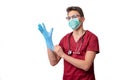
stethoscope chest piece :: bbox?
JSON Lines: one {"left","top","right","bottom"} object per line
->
{"left": 68, "top": 50, "right": 72, "bottom": 55}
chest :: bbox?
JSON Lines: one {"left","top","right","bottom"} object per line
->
{"left": 63, "top": 35, "right": 89, "bottom": 59}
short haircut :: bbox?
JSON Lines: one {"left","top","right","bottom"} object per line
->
{"left": 66, "top": 6, "right": 84, "bottom": 17}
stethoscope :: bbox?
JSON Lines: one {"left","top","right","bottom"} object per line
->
{"left": 67, "top": 32, "right": 85, "bottom": 56}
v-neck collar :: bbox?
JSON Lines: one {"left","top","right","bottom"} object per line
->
{"left": 71, "top": 30, "right": 86, "bottom": 43}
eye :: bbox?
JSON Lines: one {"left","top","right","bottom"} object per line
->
{"left": 66, "top": 16, "right": 71, "bottom": 20}
{"left": 66, "top": 14, "right": 80, "bottom": 20}
{"left": 72, "top": 15, "right": 78, "bottom": 18}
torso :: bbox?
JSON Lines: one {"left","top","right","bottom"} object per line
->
{"left": 59, "top": 30, "right": 99, "bottom": 80}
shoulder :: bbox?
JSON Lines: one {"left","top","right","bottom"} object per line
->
{"left": 85, "top": 30, "right": 98, "bottom": 39}
{"left": 59, "top": 32, "right": 72, "bottom": 45}
{"left": 84, "top": 30, "right": 99, "bottom": 43}
{"left": 61, "top": 32, "right": 72, "bottom": 40}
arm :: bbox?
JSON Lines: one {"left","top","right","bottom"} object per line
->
{"left": 54, "top": 45, "right": 96, "bottom": 71}
{"left": 38, "top": 23, "right": 61, "bottom": 66}
{"left": 47, "top": 49, "right": 61, "bottom": 66}
{"left": 62, "top": 51, "right": 96, "bottom": 71}
{"left": 38, "top": 23, "right": 54, "bottom": 51}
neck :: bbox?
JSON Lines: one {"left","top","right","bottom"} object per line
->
{"left": 72, "top": 27, "right": 85, "bottom": 42}
{"left": 73, "top": 26, "right": 85, "bottom": 36}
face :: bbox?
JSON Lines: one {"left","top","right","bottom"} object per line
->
{"left": 66, "top": 10, "right": 84, "bottom": 22}
{"left": 66, "top": 10, "right": 85, "bottom": 30}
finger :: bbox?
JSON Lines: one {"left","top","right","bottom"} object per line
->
{"left": 42, "top": 23, "right": 47, "bottom": 31}
{"left": 38, "top": 24, "right": 43, "bottom": 32}
{"left": 50, "top": 28, "right": 53, "bottom": 36}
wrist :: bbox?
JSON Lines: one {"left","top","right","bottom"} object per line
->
{"left": 61, "top": 53, "right": 66, "bottom": 59}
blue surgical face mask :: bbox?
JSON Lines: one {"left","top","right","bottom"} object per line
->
{"left": 68, "top": 18, "right": 81, "bottom": 30}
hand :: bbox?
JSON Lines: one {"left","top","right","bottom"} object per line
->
{"left": 54, "top": 45, "right": 64, "bottom": 57}
{"left": 38, "top": 23, "right": 54, "bottom": 51}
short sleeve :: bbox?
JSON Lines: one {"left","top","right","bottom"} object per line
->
{"left": 87, "top": 35, "right": 100, "bottom": 53}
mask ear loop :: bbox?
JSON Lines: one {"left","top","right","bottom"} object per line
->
{"left": 68, "top": 32, "right": 73, "bottom": 56}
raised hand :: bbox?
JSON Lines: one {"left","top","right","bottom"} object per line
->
{"left": 38, "top": 23, "right": 54, "bottom": 51}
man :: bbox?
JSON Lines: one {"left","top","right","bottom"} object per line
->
{"left": 38, "top": 6, "right": 99, "bottom": 80}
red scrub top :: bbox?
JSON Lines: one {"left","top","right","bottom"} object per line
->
{"left": 59, "top": 30, "right": 99, "bottom": 80}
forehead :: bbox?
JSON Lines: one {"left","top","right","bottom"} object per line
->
{"left": 68, "top": 10, "right": 80, "bottom": 16}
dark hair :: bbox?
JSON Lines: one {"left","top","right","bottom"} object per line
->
{"left": 66, "top": 6, "right": 84, "bottom": 17}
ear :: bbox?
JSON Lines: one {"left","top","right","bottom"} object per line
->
{"left": 81, "top": 17, "right": 85, "bottom": 22}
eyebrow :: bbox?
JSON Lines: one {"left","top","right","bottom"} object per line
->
{"left": 68, "top": 14, "right": 80, "bottom": 16}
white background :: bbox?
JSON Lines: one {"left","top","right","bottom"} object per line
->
{"left": 0, "top": 0, "right": 120, "bottom": 80}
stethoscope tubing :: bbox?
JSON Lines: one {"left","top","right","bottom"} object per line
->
{"left": 67, "top": 32, "right": 85, "bottom": 56}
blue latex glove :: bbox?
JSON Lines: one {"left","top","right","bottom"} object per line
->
{"left": 38, "top": 23, "right": 54, "bottom": 51}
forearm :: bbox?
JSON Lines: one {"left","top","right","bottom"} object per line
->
{"left": 53, "top": 45, "right": 95, "bottom": 71}
{"left": 62, "top": 54, "right": 87, "bottom": 70}
{"left": 62, "top": 52, "right": 95, "bottom": 71}
{"left": 47, "top": 49, "right": 61, "bottom": 66}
